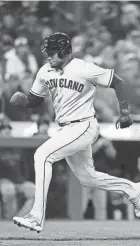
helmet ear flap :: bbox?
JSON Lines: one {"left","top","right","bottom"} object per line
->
{"left": 57, "top": 40, "right": 72, "bottom": 59}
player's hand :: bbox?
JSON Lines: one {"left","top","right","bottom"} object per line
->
{"left": 10, "top": 91, "right": 27, "bottom": 107}
{"left": 115, "top": 113, "right": 133, "bottom": 129}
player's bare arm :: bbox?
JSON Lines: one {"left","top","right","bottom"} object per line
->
{"left": 110, "top": 73, "right": 133, "bottom": 129}
{"left": 10, "top": 91, "right": 44, "bottom": 108}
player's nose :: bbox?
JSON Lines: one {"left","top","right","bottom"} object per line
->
{"left": 47, "top": 57, "right": 52, "bottom": 62}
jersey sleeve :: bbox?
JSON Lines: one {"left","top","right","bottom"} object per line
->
{"left": 30, "top": 69, "right": 48, "bottom": 97}
{"left": 84, "top": 62, "right": 114, "bottom": 88}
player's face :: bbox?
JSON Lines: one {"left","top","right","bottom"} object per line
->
{"left": 47, "top": 50, "right": 64, "bottom": 68}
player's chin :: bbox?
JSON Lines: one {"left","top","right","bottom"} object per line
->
{"left": 49, "top": 61, "right": 61, "bottom": 69}
{"left": 50, "top": 64, "right": 57, "bottom": 68}
{"left": 49, "top": 61, "right": 55, "bottom": 67}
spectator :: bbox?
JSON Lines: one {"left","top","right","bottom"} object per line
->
{"left": 89, "top": 2, "right": 122, "bottom": 41}
{"left": 72, "top": 33, "right": 88, "bottom": 59}
{"left": 120, "top": 3, "right": 140, "bottom": 36}
{"left": 1, "top": 13, "right": 18, "bottom": 39}
{"left": 99, "top": 26, "right": 113, "bottom": 47}
{"left": 18, "top": 12, "right": 44, "bottom": 66}
{"left": 99, "top": 45, "right": 115, "bottom": 68}
{"left": 40, "top": 25, "right": 53, "bottom": 40}
{"left": 114, "top": 39, "right": 138, "bottom": 65}
{"left": 83, "top": 25, "right": 114, "bottom": 66}
{"left": 3, "top": 36, "right": 38, "bottom": 121}
{"left": 126, "top": 30, "right": 140, "bottom": 55}
{"left": 0, "top": 33, "right": 14, "bottom": 54}
{"left": 0, "top": 117, "right": 35, "bottom": 219}
{"left": 4, "top": 36, "right": 38, "bottom": 84}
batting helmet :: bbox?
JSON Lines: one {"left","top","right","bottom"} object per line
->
{"left": 42, "top": 32, "right": 72, "bottom": 58}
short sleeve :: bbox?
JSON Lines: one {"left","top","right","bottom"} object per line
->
{"left": 84, "top": 62, "right": 114, "bottom": 88}
{"left": 30, "top": 70, "right": 48, "bottom": 97}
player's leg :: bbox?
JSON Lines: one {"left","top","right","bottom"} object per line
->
{"left": 13, "top": 118, "right": 99, "bottom": 232}
{"left": 82, "top": 187, "right": 93, "bottom": 218}
{"left": 16, "top": 181, "right": 35, "bottom": 217}
{"left": 66, "top": 146, "right": 140, "bottom": 217}
{"left": 92, "top": 188, "right": 108, "bottom": 220}
{"left": 0, "top": 179, "right": 18, "bottom": 219}
{"left": 32, "top": 120, "right": 99, "bottom": 223}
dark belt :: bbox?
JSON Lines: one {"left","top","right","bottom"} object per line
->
{"left": 58, "top": 115, "right": 96, "bottom": 127}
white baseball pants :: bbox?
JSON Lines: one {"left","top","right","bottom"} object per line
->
{"left": 30, "top": 117, "right": 136, "bottom": 225}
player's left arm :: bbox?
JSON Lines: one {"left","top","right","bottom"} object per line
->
{"left": 84, "top": 62, "right": 133, "bottom": 129}
{"left": 110, "top": 73, "right": 133, "bottom": 129}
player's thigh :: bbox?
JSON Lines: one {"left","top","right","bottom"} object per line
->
{"left": 66, "top": 145, "right": 96, "bottom": 186}
{"left": 35, "top": 118, "right": 99, "bottom": 163}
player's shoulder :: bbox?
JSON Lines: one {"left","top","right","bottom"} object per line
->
{"left": 72, "top": 58, "right": 86, "bottom": 67}
{"left": 71, "top": 58, "right": 89, "bottom": 73}
{"left": 72, "top": 58, "right": 102, "bottom": 76}
{"left": 72, "top": 58, "right": 98, "bottom": 69}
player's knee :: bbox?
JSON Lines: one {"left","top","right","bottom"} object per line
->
{"left": 34, "top": 147, "right": 43, "bottom": 164}
{"left": 77, "top": 175, "right": 97, "bottom": 188}
{"left": 77, "top": 176, "right": 91, "bottom": 187}
{"left": 0, "top": 179, "right": 16, "bottom": 198}
{"left": 34, "top": 147, "right": 40, "bottom": 161}
{"left": 34, "top": 146, "right": 47, "bottom": 164}
{"left": 34, "top": 146, "right": 54, "bottom": 165}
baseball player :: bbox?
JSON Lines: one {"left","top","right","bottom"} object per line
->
{"left": 10, "top": 32, "right": 139, "bottom": 233}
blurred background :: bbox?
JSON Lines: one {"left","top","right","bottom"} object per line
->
{"left": 0, "top": 0, "right": 140, "bottom": 222}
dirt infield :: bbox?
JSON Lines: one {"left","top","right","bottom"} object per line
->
{"left": 0, "top": 220, "right": 140, "bottom": 246}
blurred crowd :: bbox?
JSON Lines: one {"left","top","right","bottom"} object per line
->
{"left": 0, "top": 1, "right": 139, "bottom": 125}
{"left": 71, "top": 1, "right": 140, "bottom": 120}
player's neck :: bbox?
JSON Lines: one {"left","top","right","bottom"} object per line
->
{"left": 59, "top": 55, "right": 73, "bottom": 70}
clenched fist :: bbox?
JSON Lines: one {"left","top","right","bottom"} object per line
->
{"left": 115, "top": 113, "right": 133, "bottom": 129}
{"left": 10, "top": 91, "right": 28, "bottom": 107}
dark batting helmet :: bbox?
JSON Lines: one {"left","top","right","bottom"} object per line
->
{"left": 42, "top": 32, "right": 72, "bottom": 58}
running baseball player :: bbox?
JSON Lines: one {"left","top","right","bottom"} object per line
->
{"left": 10, "top": 32, "right": 139, "bottom": 233}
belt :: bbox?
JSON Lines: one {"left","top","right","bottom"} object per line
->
{"left": 58, "top": 115, "right": 96, "bottom": 127}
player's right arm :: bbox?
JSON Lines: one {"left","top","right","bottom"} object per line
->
{"left": 10, "top": 91, "right": 44, "bottom": 108}
{"left": 10, "top": 67, "right": 48, "bottom": 108}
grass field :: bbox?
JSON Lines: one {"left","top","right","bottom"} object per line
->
{"left": 0, "top": 220, "right": 140, "bottom": 246}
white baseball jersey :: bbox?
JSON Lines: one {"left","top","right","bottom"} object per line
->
{"left": 30, "top": 58, "right": 114, "bottom": 123}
